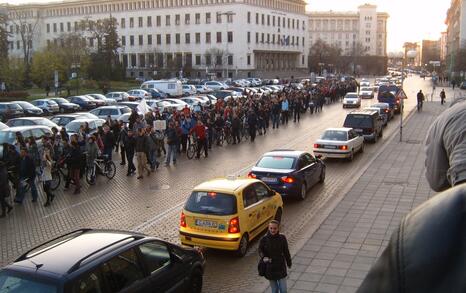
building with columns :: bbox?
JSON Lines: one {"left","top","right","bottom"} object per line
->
{"left": 3, "top": 0, "right": 309, "bottom": 80}
{"left": 307, "top": 4, "right": 388, "bottom": 57}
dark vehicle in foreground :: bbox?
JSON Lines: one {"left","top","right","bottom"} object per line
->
{"left": 248, "top": 150, "right": 325, "bottom": 200}
{"left": 0, "top": 125, "right": 53, "bottom": 145}
{"left": 0, "top": 229, "right": 205, "bottom": 293}
{"left": 49, "top": 97, "right": 80, "bottom": 113}
{"left": 12, "top": 101, "right": 43, "bottom": 116}
{"left": 0, "top": 102, "right": 24, "bottom": 122}
{"left": 377, "top": 85, "right": 401, "bottom": 114}
{"left": 343, "top": 109, "right": 383, "bottom": 143}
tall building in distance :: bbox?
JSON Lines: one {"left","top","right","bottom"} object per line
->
{"left": 420, "top": 39, "right": 440, "bottom": 67}
{"left": 445, "top": 0, "right": 466, "bottom": 77}
{"left": 3, "top": 0, "right": 309, "bottom": 80}
{"left": 307, "top": 4, "right": 388, "bottom": 57}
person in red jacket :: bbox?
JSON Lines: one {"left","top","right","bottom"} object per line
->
{"left": 190, "top": 120, "right": 208, "bottom": 159}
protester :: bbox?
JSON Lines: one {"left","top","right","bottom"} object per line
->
{"left": 135, "top": 128, "right": 151, "bottom": 179}
{"left": 41, "top": 146, "right": 55, "bottom": 207}
{"left": 0, "top": 160, "right": 13, "bottom": 218}
{"left": 14, "top": 148, "right": 38, "bottom": 204}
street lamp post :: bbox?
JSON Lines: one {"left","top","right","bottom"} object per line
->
{"left": 218, "top": 11, "right": 236, "bottom": 79}
{"left": 71, "top": 63, "right": 80, "bottom": 95}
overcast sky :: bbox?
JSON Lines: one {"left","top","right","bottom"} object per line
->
{"left": 2, "top": 0, "right": 451, "bottom": 52}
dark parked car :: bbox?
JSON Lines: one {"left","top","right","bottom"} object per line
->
{"left": 248, "top": 150, "right": 325, "bottom": 200}
{"left": 12, "top": 101, "right": 43, "bottom": 116}
{"left": 0, "top": 102, "right": 24, "bottom": 122}
{"left": 49, "top": 97, "right": 80, "bottom": 113}
{"left": 0, "top": 229, "right": 205, "bottom": 293}
{"left": 68, "top": 96, "right": 97, "bottom": 110}
{"left": 147, "top": 88, "right": 168, "bottom": 99}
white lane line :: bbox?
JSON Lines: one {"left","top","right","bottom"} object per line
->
{"left": 42, "top": 194, "right": 102, "bottom": 219}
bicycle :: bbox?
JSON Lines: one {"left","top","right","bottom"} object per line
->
{"left": 49, "top": 157, "right": 68, "bottom": 191}
{"left": 241, "top": 118, "right": 250, "bottom": 141}
{"left": 85, "top": 155, "right": 116, "bottom": 185}
{"left": 186, "top": 135, "right": 199, "bottom": 160}
{"left": 224, "top": 123, "right": 234, "bottom": 145}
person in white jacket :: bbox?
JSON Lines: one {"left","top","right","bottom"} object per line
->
{"left": 42, "top": 146, "right": 55, "bottom": 207}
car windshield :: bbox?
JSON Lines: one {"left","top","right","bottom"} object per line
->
{"left": 0, "top": 271, "right": 58, "bottom": 293}
{"left": 16, "top": 102, "right": 34, "bottom": 109}
{"left": 51, "top": 117, "right": 73, "bottom": 126}
{"left": 36, "top": 119, "right": 57, "bottom": 127}
{"left": 345, "top": 94, "right": 358, "bottom": 99}
{"left": 8, "top": 104, "right": 22, "bottom": 110}
{"left": 52, "top": 98, "right": 68, "bottom": 104}
{"left": 120, "top": 107, "right": 131, "bottom": 114}
{"left": 256, "top": 156, "right": 295, "bottom": 169}
{"left": 321, "top": 130, "right": 348, "bottom": 141}
{"left": 185, "top": 191, "right": 237, "bottom": 215}
{"left": 344, "top": 115, "right": 373, "bottom": 128}
{"left": 0, "top": 131, "right": 16, "bottom": 144}
{"left": 47, "top": 101, "right": 57, "bottom": 106}
{"left": 66, "top": 121, "right": 84, "bottom": 133}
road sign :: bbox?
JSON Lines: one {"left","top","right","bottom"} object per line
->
{"left": 396, "top": 89, "right": 408, "bottom": 99}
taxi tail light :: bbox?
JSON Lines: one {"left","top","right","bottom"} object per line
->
{"left": 339, "top": 145, "right": 348, "bottom": 150}
{"left": 180, "top": 212, "right": 187, "bottom": 227}
{"left": 247, "top": 172, "right": 256, "bottom": 179}
{"left": 314, "top": 143, "right": 322, "bottom": 149}
{"left": 228, "top": 217, "right": 240, "bottom": 234}
{"left": 281, "top": 176, "right": 295, "bottom": 184}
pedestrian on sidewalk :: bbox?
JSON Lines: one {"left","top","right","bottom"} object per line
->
{"left": 358, "top": 99, "right": 466, "bottom": 293}
{"left": 14, "top": 147, "right": 39, "bottom": 203}
{"left": 440, "top": 89, "right": 446, "bottom": 105}
{"left": 259, "top": 220, "right": 292, "bottom": 293}
{"left": 165, "top": 122, "right": 179, "bottom": 166}
{"left": 417, "top": 90, "right": 425, "bottom": 112}
{"left": 0, "top": 160, "right": 13, "bottom": 218}
{"left": 135, "top": 128, "right": 151, "bottom": 179}
{"left": 41, "top": 146, "right": 55, "bottom": 207}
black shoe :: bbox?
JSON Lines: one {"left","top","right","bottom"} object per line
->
{"left": 120, "top": 162, "right": 126, "bottom": 165}
{"left": 126, "top": 173, "right": 131, "bottom": 176}
{"left": 44, "top": 201, "right": 50, "bottom": 207}
{"left": 51, "top": 194, "right": 55, "bottom": 202}
{"left": 137, "top": 176, "right": 143, "bottom": 179}
{"left": 156, "top": 162, "right": 160, "bottom": 169}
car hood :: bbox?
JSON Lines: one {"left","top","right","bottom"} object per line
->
{"left": 344, "top": 98, "right": 359, "bottom": 102}
{"left": 250, "top": 166, "right": 294, "bottom": 174}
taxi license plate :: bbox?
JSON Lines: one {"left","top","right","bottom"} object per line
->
{"left": 262, "top": 177, "right": 277, "bottom": 183}
{"left": 354, "top": 129, "right": 362, "bottom": 132}
{"left": 325, "top": 145, "right": 337, "bottom": 149}
{"left": 195, "top": 219, "right": 218, "bottom": 228}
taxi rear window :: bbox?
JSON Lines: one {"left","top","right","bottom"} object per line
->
{"left": 185, "top": 192, "right": 237, "bottom": 215}
{"left": 256, "top": 156, "right": 295, "bottom": 169}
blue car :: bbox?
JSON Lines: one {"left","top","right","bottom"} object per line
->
{"left": 146, "top": 88, "right": 168, "bottom": 99}
{"left": 248, "top": 150, "right": 326, "bottom": 200}
{"left": 0, "top": 229, "right": 205, "bottom": 293}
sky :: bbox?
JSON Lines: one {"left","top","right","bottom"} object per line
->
{"left": 2, "top": 0, "right": 451, "bottom": 52}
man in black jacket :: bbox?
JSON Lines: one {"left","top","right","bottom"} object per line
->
{"left": 14, "top": 148, "right": 39, "bottom": 203}
{"left": 102, "top": 125, "right": 115, "bottom": 161}
{"left": 0, "top": 160, "right": 13, "bottom": 217}
{"left": 124, "top": 130, "right": 136, "bottom": 176}
{"left": 231, "top": 114, "right": 241, "bottom": 144}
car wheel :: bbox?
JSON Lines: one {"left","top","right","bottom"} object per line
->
{"left": 274, "top": 208, "right": 282, "bottom": 223}
{"left": 319, "top": 168, "right": 326, "bottom": 183}
{"left": 189, "top": 268, "right": 203, "bottom": 293}
{"left": 348, "top": 150, "right": 354, "bottom": 161}
{"left": 237, "top": 234, "right": 249, "bottom": 257}
{"left": 299, "top": 182, "right": 307, "bottom": 200}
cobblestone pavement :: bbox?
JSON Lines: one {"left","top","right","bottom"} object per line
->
{"left": 282, "top": 86, "right": 456, "bottom": 293}
{"left": 0, "top": 76, "right": 439, "bottom": 292}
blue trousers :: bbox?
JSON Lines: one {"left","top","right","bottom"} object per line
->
{"left": 269, "top": 278, "right": 287, "bottom": 293}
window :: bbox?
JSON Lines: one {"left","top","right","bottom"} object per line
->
{"left": 46, "top": 23, "right": 50, "bottom": 33}
{"left": 227, "top": 55, "right": 233, "bottom": 65}
{"left": 185, "top": 14, "right": 190, "bottom": 25}
{"left": 256, "top": 13, "right": 259, "bottom": 24}
{"left": 216, "top": 32, "right": 221, "bottom": 43}
{"left": 247, "top": 54, "right": 251, "bottom": 65}
{"left": 156, "top": 34, "right": 161, "bottom": 44}
{"left": 185, "top": 33, "right": 190, "bottom": 44}
{"left": 130, "top": 35, "right": 134, "bottom": 46}
{"left": 175, "top": 14, "right": 180, "bottom": 25}
{"left": 227, "top": 14, "right": 233, "bottom": 23}
{"left": 166, "top": 15, "right": 170, "bottom": 26}
{"left": 255, "top": 32, "right": 258, "bottom": 44}
{"left": 256, "top": 156, "right": 296, "bottom": 169}
{"left": 138, "top": 17, "right": 143, "bottom": 27}
{"left": 254, "top": 183, "right": 269, "bottom": 201}
{"left": 243, "top": 186, "right": 258, "bottom": 207}
{"left": 216, "top": 55, "right": 222, "bottom": 65}
{"left": 53, "top": 23, "right": 57, "bottom": 32}
{"left": 195, "top": 55, "right": 201, "bottom": 65}
{"left": 185, "top": 191, "right": 236, "bottom": 215}
{"left": 166, "top": 34, "right": 171, "bottom": 44}
{"left": 67, "top": 22, "right": 71, "bottom": 32}
{"left": 195, "top": 32, "right": 200, "bottom": 43}
{"left": 156, "top": 15, "right": 161, "bottom": 26}
{"left": 205, "top": 54, "right": 211, "bottom": 65}
{"left": 60, "top": 22, "right": 64, "bottom": 32}
{"left": 261, "top": 14, "right": 264, "bottom": 25}
{"left": 206, "top": 32, "right": 211, "bottom": 43}
{"left": 206, "top": 13, "right": 211, "bottom": 24}
{"left": 227, "top": 31, "right": 233, "bottom": 43}
{"left": 122, "top": 36, "right": 126, "bottom": 46}
{"left": 216, "top": 13, "right": 222, "bottom": 23}
{"left": 147, "top": 16, "right": 152, "bottom": 27}
{"left": 99, "top": 249, "right": 144, "bottom": 292}
{"left": 195, "top": 13, "right": 200, "bottom": 24}
{"left": 175, "top": 33, "right": 180, "bottom": 44}
{"left": 139, "top": 35, "right": 143, "bottom": 45}
{"left": 247, "top": 31, "right": 250, "bottom": 43}
{"left": 148, "top": 34, "right": 152, "bottom": 45}
{"left": 129, "top": 17, "right": 134, "bottom": 28}
{"left": 267, "top": 15, "right": 270, "bottom": 26}
{"left": 247, "top": 12, "right": 251, "bottom": 23}
{"left": 138, "top": 242, "right": 171, "bottom": 273}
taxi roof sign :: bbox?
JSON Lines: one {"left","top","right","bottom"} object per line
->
{"left": 396, "top": 89, "right": 408, "bottom": 99}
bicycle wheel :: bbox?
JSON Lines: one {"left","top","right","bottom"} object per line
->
{"left": 104, "top": 161, "right": 116, "bottom": 179}
{"left": 187, "top": 144, "right": 196, "bottom": 159}
{"left": 85, "top": 167, "right": 96, "bottom": 185}
{"left": 50, "top": 170, "right": 61, "bottom": 191}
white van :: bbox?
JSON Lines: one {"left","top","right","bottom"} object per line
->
{"left": 140, "top": 79, "right": 183, "bottom": 97}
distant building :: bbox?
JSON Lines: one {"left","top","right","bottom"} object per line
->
{"left": 403, "top": 41, "right": 421, "bottom": 67}
{"left": 440, "top": 31, "right": 447, "bottom": 62}
{"left": 308, "top": 4, "right": 388, "bottom": 57}
{"left": 420, "top": 39, "right": 440, "bottom": 66}
{"left": 445, "top": 0, "right": 466, "bottom": 77}
{"left": 2, "top": 0, "right": 309, "bottom": 80}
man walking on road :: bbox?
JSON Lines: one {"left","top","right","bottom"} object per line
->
{"left": 417, "top": 90, "right": 425, "bottom": 111}
{"left": 440, "top": 89, "right": 446, "bottom": 105}
{"left": 135, "top": 128, "right": 150, "bottom": 179}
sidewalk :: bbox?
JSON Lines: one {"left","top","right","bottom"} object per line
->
{"left": 285, "top": 101, "right": 446, "bottom": 293}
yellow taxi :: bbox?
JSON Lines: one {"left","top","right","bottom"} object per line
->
{"left": 179, "top": 178, "right": 283, "bottom": 256}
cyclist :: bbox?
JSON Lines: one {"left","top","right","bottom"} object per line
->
{"left": 190, "top": 120, "right": 208, "bottom": 159}
{"left": 417, "top": 90, "right": 425, "bottom": 112}
{"left": 214, "top": 113, "right": 225, "bottom": 146}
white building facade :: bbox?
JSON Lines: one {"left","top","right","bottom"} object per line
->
{"left": 3, "top": 0, "right": 309, "bottom": 79}
{"left": 307, "top": 4, "right": 388, "bottom": 57}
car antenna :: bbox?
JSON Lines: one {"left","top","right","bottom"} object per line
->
{"left": 29, "top": 259, "right": 44, "bottom": 271}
